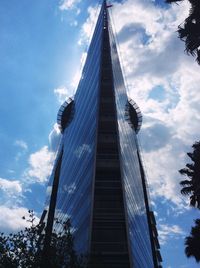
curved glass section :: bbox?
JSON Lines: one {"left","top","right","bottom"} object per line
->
{"left": 108, "top": 13, "right": 154, "bottom": 268}
{"left": 52, "top": 6, "right": 104, "bottom": 254}
{"left": 57, "top": 97, "right": 74, "bottom": 133}
{"left": 126, "top": 98, "right": 142, "bottom": 134}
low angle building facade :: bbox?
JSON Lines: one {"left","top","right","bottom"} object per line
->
{"left": 43, "top": 1, "right": 162, "bottom": 267}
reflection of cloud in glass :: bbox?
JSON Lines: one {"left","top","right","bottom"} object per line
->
{"left": 55, "top": 209, "right": 70, "bottom": 224}
{"left": 74, "top": 144, "right": 92, "bottom": 158}
{"left": 46, "top": 186, "right": 52, "bottom": 197}
{"left": 48, "top": 123, "right": 62, "bottom": 152}
{"left": 64, "top": 182, "right": 76, "bottom": 194}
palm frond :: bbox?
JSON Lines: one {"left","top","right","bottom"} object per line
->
{"left": 185, "top": 37, "right": 200, "bottom": 56}
{"left": 193, "top": 141, "right": 200, "bottom": 150}
{"left": 178, "top": 26, "right": 187, "bottom": 40}
{"left": 180, "top": 141, "right": 200, "bottom": 207}
{"left": 186, "top": 163, "right": 194, "bottom": 171}
{"left": 190, "top": 195, "right": 197, "bottom": 207}
{"left": 181, "top": 186, "right": 194, "bottom": 195}
{"left": 194, "top": 219, "right": 200, "bottom": 226}
{"left": 196, "top": 196, "right": 200, "bottom": 209}
{"left": 197, "top": 50, "right": 200, "bottom": 65}
{"left": 180, "top": 180, "right": 192, "bottom": 186}
{"left": 167, "top": 0, "right": 200, "bottom": 65}
{"left": 185, "top": 219, "right": 200, "bottom": 262}
{"left": 179, "top": 168, "right": 194, "bottom": 177}
{"left": 187, "top": 152, "right": 195, "bottom": 161}
{"left": 185, "top": 239, "right": 200, "bottom": 262}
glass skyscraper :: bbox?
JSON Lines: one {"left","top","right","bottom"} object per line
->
{"left": 44, "top": 1, "right": 162, "bottom": 267}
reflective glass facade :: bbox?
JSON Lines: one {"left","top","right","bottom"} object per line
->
{"left": 44, "top": 1, "right": 161, "bottom": 267}
{"left": 52, "top": 5, "right": 104, "bottom": 254}
{"left": 108, "top": 14, "right": 154, "bottom": 267}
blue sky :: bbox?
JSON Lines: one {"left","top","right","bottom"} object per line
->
{"left": 0, "top": 0, "right": 200, "bottom": 267}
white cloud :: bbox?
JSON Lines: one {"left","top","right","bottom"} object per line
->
{"left": 74, "top": 143, "right": 92, "bottom": 158}
{"left": 78, "top": 5, "right": 100, "bottom": 46}
{"left": 0, "top": 206, "right": 39, "bottom": 233}
{"left": 63, "top": 182, "right": 76, "bottom": 194}
{"left": 54, "top": 86, "right": 74, "bottom": 104}
{"left": 59, "top": 0, "right": 81, "bottom": 11}
{"left": 158, "top": 223, "right": 185, "bottom": 245}
{"left": 70, "top": 52, "right": 87, "bottom": 90}
{"left": 76, "top": 8, "right": 80, "bottom": 15}
{"left": 0, "top": 178, "right": 22, "bottom": 195}
{"left": 14, "top": 140, "right": 28, "bottom": 161}
{"left": 46, "top": 185, "right": 52, "bottom": 197}
{"left": 14, "top": 140, "right": 28, "bottom": 150}
{"left": 140, "top": 142, "right": 187, "bottom": 205}
{"left": 70, "top": 20, "right": 78, "bottom": 27}
{"left": 26, "top": 146, "right": 55, "bottom": 183}
{"left": 72, "top": 5, "right": 100, "bottom": 95}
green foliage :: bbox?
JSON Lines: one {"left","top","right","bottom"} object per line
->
{"left": 179, "top": 141, "right": 200, "bottom": 208}
{"left": 0, "top": 210, "right": 85, "bottom": 268}
{"left": 166, "top": 0, "right": 200, "bottom": 65}
{"left": 179, "top": 142, "right": 200, "bottom": 263}
{"left": 185, "top": 219, "right": 200, "bottom": 262}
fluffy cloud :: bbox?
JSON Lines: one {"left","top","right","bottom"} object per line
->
{"left": 141, "top": 123, "right": 172, "bottom": 152}
{"left": 158, "top": 223, "right": 185, "bottom": 245}
{"left": 141, "top": 141, "right": 187, "bottom": 205}
{"left": 54, "top": 86, "right": 69, "bottom": 103}
{"left": 59, "top": 0, "right": 81, "bottom": 11}
{"left": 78, "top": 5, "right": 100, "bottom": 45}
{"left": 0, "top": 144, "right": 56, "bottom": 226}
{"left": 69, "top": 51, "right": 88, "bottom": 92}
{"left": 26, "top": 146, "right": 55, "bottom": 183}
{"left": 74, "top": 143, "right": 92, "bottom": 158}
{"left": 0, "top": 178, "right": 22, "bottom": 195}
{"left": 54, "top": 86, "right": 75, "bottom": 104}
{"left": 14, "top": 140, "right": 28, "bottom": 161}
{"left": 14, "top": 140, "right": 28, "bottom": 151}
{"left": 0, "top": 206, "right": 39, "bottom": 233}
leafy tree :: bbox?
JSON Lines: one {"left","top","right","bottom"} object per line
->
{"left": 179, "top": 141, "right": 200, "bottom": 208}
{"left": 179, "top": 142, "right": 200, "bottom": 263}
{"left": 0, "top": 210, "right": 85, "bottom": 268}
{"left": 166, "top": 0, "right": 200, "bottom": 65}
{"left": 0, "top": 210, "right": 43, "bottom": 268}
{"left": 185, "top": 219, "right": 200, "bottom": 262}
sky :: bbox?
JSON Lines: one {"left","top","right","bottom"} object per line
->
{"left": 0, "top": 0, "right": 200, "bottom": 267}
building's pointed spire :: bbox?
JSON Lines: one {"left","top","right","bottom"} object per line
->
{"left": 103, "top": 0, "right": 107, "bottom": 12}
{"left": 103, "top": 0, "right": 113, "bottom": 9}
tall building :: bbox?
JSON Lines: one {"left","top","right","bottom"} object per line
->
{"left": 44, "top": 1, "right": 162, "bottom": 267}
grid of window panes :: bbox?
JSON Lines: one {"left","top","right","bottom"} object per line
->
{"left": 108, "top": 13, "right": 154, "bottom": 268}
{"left": 52, "top": 5, "right": 104, "bottom": 254}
